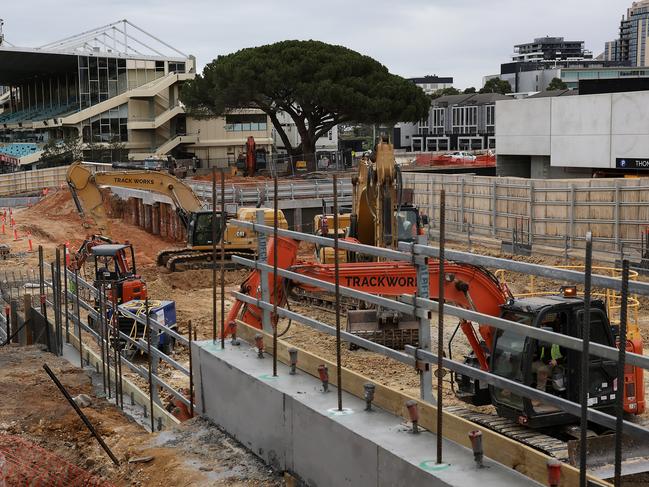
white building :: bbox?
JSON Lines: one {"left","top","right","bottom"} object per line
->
{"left": 496, "top": 89, "right": 649, "bottom": 178}
{"left": 408, "top": 76, "right": 453, "bottom": 95}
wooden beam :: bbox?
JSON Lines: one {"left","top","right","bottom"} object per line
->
{"left": 236, "top": 319, "right": 611, "bottom": 487}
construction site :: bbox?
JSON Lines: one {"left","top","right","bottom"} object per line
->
{"left": 3, "top": 16, "right": 649, "bottom": 487}
{"left": 0, "top": 137, "right": 648, "bottom": 487}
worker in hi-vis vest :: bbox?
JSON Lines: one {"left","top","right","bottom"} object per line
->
{"left": 532, "top": 343, "right": 563, "bottom": 393}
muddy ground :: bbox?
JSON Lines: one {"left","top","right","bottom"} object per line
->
{"left": 0, "top": 345, "right": 280, "bottom": 486}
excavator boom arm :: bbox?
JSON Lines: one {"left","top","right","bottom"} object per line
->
{"left": 66, "top": 162, "right": 204, "bottom": 231}
{"left": 227, "top": 237, "right": 510, "bottom": 367}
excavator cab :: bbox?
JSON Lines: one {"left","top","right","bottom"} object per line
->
{"left": 187, "top": 211, "right": 223, "bottom": 248}
{"left": 91, "top": 244, "right": 147, "bottom": 304}
{"left": 463, "top": 294, "right": 644, "bottom": 429}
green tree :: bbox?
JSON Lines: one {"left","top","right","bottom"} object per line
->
{"left": 547, "top": 77, "right": 568, "bottom": 91}
{"left": 463, "top": 87, "right": 477, "bottom": 94}
{"left": 480, "top": 78, "right": 512, "bottom": 95}
{"left": 40, "top": 135, "right": 84, "bottom": 165}
{"left": 430, "top": 87, "right": 461, "bottom": 99}
{"left": 181, "top": 40, "right": 430, "bottom": 171}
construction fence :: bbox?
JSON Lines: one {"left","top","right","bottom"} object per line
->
{"left": 0, "top": 163, "right": 113, "bottom": 197}
{"left": 403, "top": 173, "right": 649, "bottom": 256}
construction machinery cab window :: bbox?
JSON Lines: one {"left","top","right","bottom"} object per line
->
{"left": 225, "top": 114, "right": 267, "bottom": 132}
{"left": 190, "top": 212, "right": 217, "bottom": 247}
{"left": 396, "top": 209, "right": 418, "bottom": 241}
{"left": 491, "top": 311, "right": 531, "bottom": 410}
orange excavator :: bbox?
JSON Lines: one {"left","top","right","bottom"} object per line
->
{"left": 226, "top": 236, "right": 645, "bottom": 430}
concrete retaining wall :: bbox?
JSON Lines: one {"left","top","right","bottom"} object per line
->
{"left": 193, "top": 340, "right": 540, "bottom": 487}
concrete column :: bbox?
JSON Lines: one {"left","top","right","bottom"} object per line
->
{"left": 151, "top": 204, "right": 160, "bottom": 235}
{"left": 144, "top": 204, "right": 153, "bottom": 233}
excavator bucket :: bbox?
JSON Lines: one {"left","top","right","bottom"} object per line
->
{"left": 346, "top": 309, "right": 419, "bottom": 350}
{"left": 567, "top": 434, "right": 649, "bottom": 478}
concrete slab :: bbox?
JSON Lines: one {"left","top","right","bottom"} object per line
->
{"left": 194, "top": 339, "right": 542, "bottom": 487}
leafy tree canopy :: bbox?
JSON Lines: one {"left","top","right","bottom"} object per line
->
{"left": 463, "top": 87, "right": 477, "bottom": 94}
{"left": 181, "top": 40, "right": 430, "bottom": 170}
{"left": 547, "top": 77, "right": 568, "bottom": 91}
{"left": 480, "top": 78, "right": 512, "bottom": 95}
{"left": 430, "top": 87, "right": 460, "bottom": 99}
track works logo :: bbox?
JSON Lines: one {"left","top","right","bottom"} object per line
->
{"left": 345, "top": 275, "right": 416, "bottom": 288}
{"left": 113, "top": 177, "right": 155, "bottom": 185}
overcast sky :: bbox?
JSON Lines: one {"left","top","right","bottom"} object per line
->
{"left": 1, "top": 0, "right": 625, "bottom": 88}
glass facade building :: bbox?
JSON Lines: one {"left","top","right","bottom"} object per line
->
{"left": 606, "top": 1, "right": 649, "bottom": 67}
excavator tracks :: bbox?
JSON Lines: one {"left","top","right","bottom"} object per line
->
{"left": 157, "top": 249, "right": 257, "bottom": 272}
{"left": 445, "top": 405, "right": 570, "bottom": 461}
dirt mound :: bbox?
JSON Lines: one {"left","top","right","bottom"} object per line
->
{"left": 17, "top": 223, "right": 56, "bottom": 242}
{"left": 24, "top": 189, "right": 78, "bottom": 219}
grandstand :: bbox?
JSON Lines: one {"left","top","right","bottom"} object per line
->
{"left": 0, "top": 20, "right": 274, "bottom": 171}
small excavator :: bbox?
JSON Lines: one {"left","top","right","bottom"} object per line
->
{"left": 66, "top": 161, "right": 287, "bottom": 271}
{"left": 226, "top": 236, "right": 645, "bottom": 439}
{"left": 313, "top": 139, "right": 428, "bottom": 346}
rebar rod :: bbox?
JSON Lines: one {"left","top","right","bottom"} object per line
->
{"left": 188, "top": 319, "right": 194, "bottom": 418}
{"left": 145, "top": 298, "right": 155, "bottom": 432}
{"left": 614, "top": 259, "right": 629, "bottom": 487}
{"left": 579, "top": 232, "right": 593, "bottom": 487}
{"left": 74, "top": 269, "right": 83, "bottom": 368}
{"left": 273, "top": 176, "right": 278, "bottom": 377}
{"left": 437, "top": 189, "right": 445, "bottom": 464}
{"left": 43, "top": 363, "right": 119, "bottom": 465}
{"left": 333, "top": 175, "right": 342, "bottom": 411}
{"left": 63, "top": 245, "right": 69, "bottom": 343}
{"left": 221, "top": 169, "right": 226, "bottom": 349}
{"left": 212, "top": 168, "right": 217, "bottom": 344}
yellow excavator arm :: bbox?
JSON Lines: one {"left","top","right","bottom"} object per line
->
{"left": 66, "top": 161, "right": 204, "bottom": 231}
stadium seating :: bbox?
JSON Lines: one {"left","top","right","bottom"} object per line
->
{"left": 0, "top": 101, "right": 78, "bottom": 124}
{"left": 0, "top": 143, "right": 39, "bottom": 158}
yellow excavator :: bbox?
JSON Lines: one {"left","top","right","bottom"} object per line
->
{"left": 66, "top": 162, "right": 287, "bottom": 271}
{"left": 314, "top": 138, "right": 427, "bottom": 263}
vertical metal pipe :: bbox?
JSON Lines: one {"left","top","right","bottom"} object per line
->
{"left": 50, "top": 262, "right": 59, "bottom": 355}
{"left": 55, "top": 249, "right": 63, "bottom": 355}
{"left": 145, "top": 298, "right": 155, "bottom": 432}
{"left": 221, "top": 170, "right": 226, "bottom": 349}
{"left": 112, "top": 294, "right": 120, "bottom": 408}
{"left": 437, "top": 189, "right": 446, "bottom": 464}
{"left": 63, "top": 245, "right": 69, "bottom": 343}
{"left": 38, "top": 246, "right": 51, "bottom": 352}
{"left": 98, "top": 284, "right": 107, "bottom": 395}
{"left": 614, "top": 259, "right": 629, "bottom": 487}
{"left": 75, "top": 269, "right": 83, "bottom": 368}
{"left": 272, "top": 176, "right": 279, "bottom": 377}
{"left": 579, "top": 231, "right": 593, "bottom": 487}
{"left": 212, "top": 168, "right": 217, "bottom": 344}
{"left": 333, "top": 175, "right": 343, "bottom": 411}
{"left": 188, "top": 319, "right": 194, "bottom": 418}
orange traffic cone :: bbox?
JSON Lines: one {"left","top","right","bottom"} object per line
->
{"left": 27, "top": 232, "right": 33, "bottom": 252}
{"left": 13, "top": 228, "right": 19, "bottom": 241}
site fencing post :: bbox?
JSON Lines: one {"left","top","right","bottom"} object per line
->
{"left": 50, "top": 262, "right": 59, "bottom": 355}
{"left": 256, "top": 210, "right": 272, "bottom": 333}
{"left": 614, "top": 259, "right": 629, "bottom": 487}
{"left": 579, "top": 232, "right": 593, "bottom": 487}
